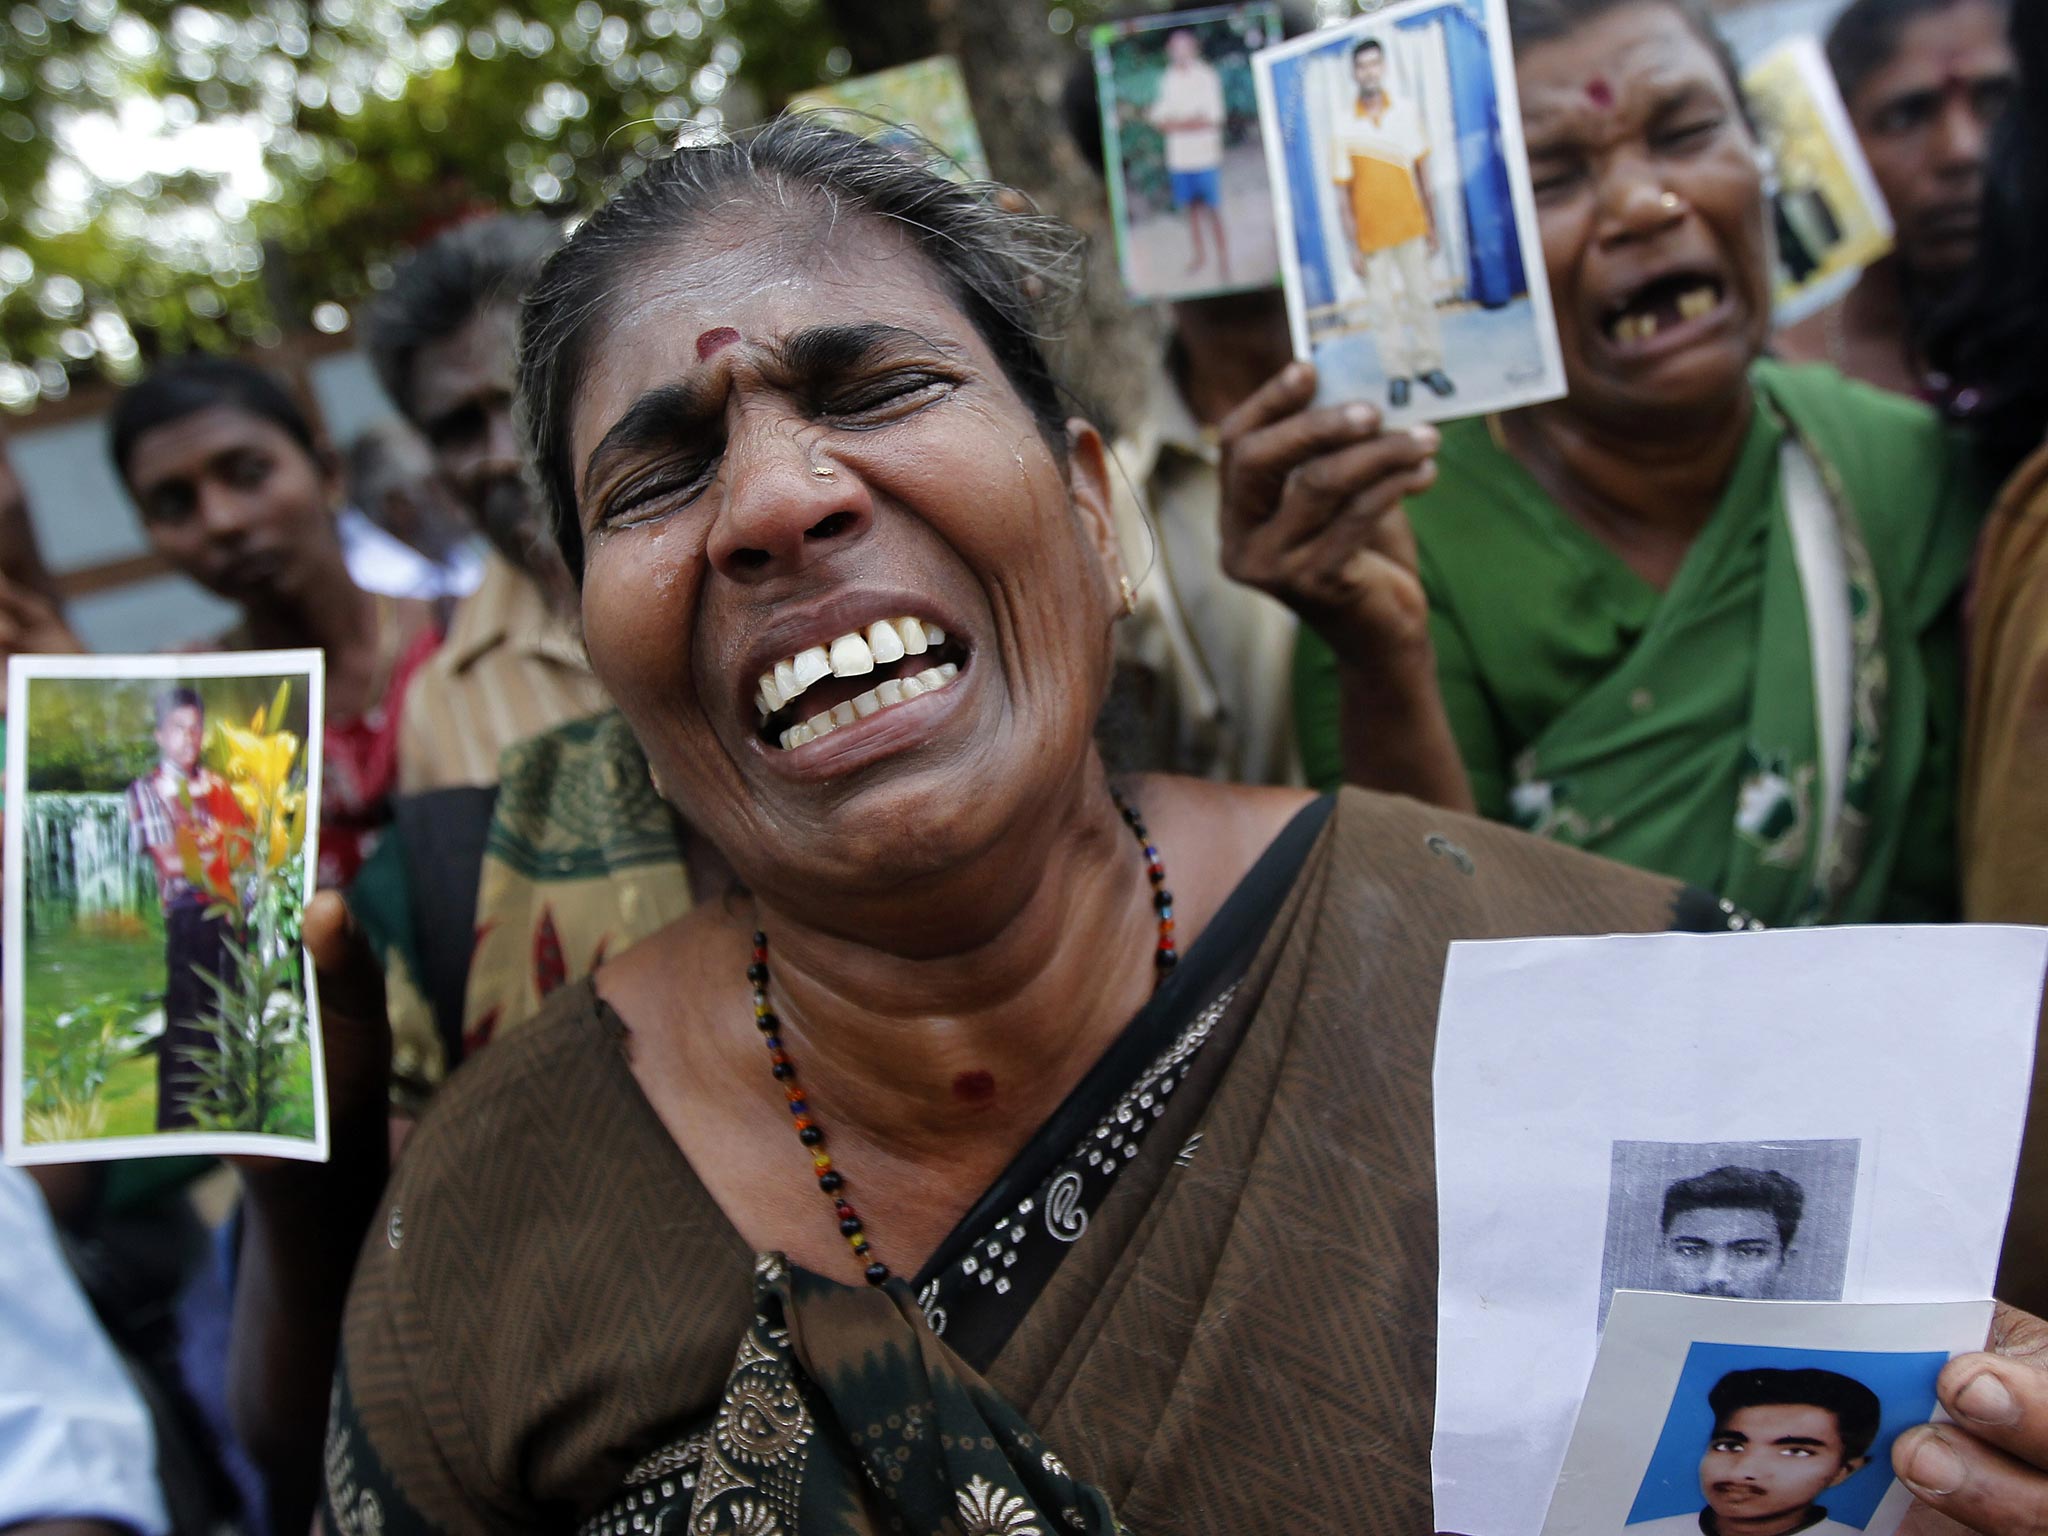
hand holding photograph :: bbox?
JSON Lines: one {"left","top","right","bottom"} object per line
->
{"left": 1432, "top": 926, "right": 2046, "bottom": 1536}
{"left": 5, "top": 650, "right": 328, "bottom": 1163}
{"left": 1540, "top": 1292, "right": 1995, "bottom": 1536}
{"left": 1252, "top": 0, "right": 1564, "bottom": 423}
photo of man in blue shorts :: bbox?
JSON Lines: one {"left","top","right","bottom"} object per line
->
{"left": 1148, "top": 28, "right": 1231, "bottom": 282}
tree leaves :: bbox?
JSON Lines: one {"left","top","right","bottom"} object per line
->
{"left": 1, "top": 0, "right": 839, "bottom": 408}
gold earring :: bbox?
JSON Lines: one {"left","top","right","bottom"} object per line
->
{"left": 1118, "top": 574, "right": 1138, "bottom": 616}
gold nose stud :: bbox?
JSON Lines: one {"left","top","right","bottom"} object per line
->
{"left": 1659, "top": 191, "right": 1682, "bottom": 212}
{"left": 811, "top": 463, "right": 836, "bottom": 480}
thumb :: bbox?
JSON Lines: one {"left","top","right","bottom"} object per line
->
{"left": 304, "top": 891, "right": 383, "bottom": 1017}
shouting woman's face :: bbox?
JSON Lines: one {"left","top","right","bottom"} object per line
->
{"left": 567, "top": 207, "right": 1121, "bottom": 910}
{"left": 1516, "top": 1, "right": 1773, "bottom": 428}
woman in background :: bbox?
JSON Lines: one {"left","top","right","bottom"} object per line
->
{"left": 1272, "top": 0, "right": 1982, "bottom": 927}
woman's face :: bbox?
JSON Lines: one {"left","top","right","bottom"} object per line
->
{"left": 1516, "top": 2, "right": 1772, "bottom": 425}
{"left": 126, "top": 405, "right": 343, "bottom": 608}
{"left": 570, "top": 210, "right": 1119, "bottom": 905}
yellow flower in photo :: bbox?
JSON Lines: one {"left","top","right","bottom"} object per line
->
{"left": 207, "top": 690, "right": 306, "bottom": 881}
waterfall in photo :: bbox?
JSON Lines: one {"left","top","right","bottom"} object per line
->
{"left": 23, "top": 793, "right": 156, "bottom": 935}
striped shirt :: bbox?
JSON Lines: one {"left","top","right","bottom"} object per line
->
{"left": 126, "top": 762, "right": 242, "bottom": 908}
{"left": 396, "top": 552, "right": 610, "bottom": 793}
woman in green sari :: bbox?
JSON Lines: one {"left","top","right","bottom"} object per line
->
{"left": 1269, "top": 0, "right": 1982, "bottom": 926}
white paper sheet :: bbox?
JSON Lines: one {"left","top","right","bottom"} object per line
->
{"left": 1433, "top": 926, "right": 2046, "bottom": 1536}
{"left": 1541, "top": 1293, "right": 1993, "bottom": 1536}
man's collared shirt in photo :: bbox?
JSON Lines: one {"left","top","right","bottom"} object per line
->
{"left": 1333, "top": 93, "right": 1430, "bottom": 253}
{"left": 126, "top": 760, "right": 245, "bottom": 909}
{"left": 1149, "top": 59, "right": 1227, "bottom": 173}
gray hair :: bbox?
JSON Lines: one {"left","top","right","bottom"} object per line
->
{"left": 363, "top": 213, "right": 564, "bottom": 423}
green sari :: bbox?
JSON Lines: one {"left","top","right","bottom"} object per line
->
{"left": 1294, "top": 360, "right": 1982, "bottom": 926}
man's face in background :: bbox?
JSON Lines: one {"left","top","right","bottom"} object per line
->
{"left": 409, "top": 304, "right": 556, "bottom": 579}
{"left": 157, "top": 703, "right": 204, "bottom": 776}
{"left": 1656, "top": 1205, "right": 1789, "bottom": 1298}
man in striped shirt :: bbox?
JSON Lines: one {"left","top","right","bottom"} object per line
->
{"left": 127, "top": 686, "right": 247, "bottom": 1129}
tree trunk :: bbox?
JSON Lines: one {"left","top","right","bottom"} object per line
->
{"left": 819, "top": 0, "right": 1164, "bottom": 435}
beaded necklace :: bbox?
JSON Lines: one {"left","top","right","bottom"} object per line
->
{"left": 746, "top": 787, "right": 1178, "bottom": 1286}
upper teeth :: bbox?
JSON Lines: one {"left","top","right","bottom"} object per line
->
{"left": 756, "top": 616, "right": 946, "bottom": 718}
{"left": 1611, "top": 284, "right": 1717, "bottom": 343}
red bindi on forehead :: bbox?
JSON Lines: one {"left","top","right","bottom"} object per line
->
{"left": 1585, "top": 76, "right": 1615, "bottom": 109}
{"left": 695, "top": 326, "right": 742, "bottom": 362}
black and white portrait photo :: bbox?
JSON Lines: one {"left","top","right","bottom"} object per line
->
{"left": 1598, "top": 1139, "right": 1860, "bottom": 1321}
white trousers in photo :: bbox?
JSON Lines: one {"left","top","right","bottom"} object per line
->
{"left": 1358, "top": 235, "right": 1444, "bottom": 379}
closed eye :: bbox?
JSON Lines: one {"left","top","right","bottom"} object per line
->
{"left": 1528, "top": 155, "right": 1584, "bottom": 200}
{"left": 1653, "top": 116, "right": 1723, "bottom": 151}
{"left": 601, "top": 459, "right": 719, "bottom": 527}
{"left": 816, "top": 369, "right": 958, "bottom": 425}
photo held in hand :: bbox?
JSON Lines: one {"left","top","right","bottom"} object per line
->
{"left": 4, "top": 649, "right": 329, "bottom": 1164}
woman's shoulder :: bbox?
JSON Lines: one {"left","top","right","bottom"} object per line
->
{"left": 373, "top": 972, "right": 726, "bottom": 1301}
{"left": 1751, "top": 357, "right": 1958, "bottom": 476}
{"left": 1404, "top": 417, "right": 1584, "bottom": 590}
{"left": 338, "top": 973, "right": 752, "bottom": 1523}
{"left": 1321, "top": 786, "right": 1692, "bottom": 936}
{"left": 1754, "top": 357, "right": 1986, "bottom": 595}
{"left": 391, "top": 977, "right": 628, "bottom": 1203}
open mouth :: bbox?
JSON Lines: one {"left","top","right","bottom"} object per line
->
{"left": 1602, "top": 273, "right": 1725, "bottom": 346}
{"left": 752, "top": 614, "right": 969, "bottom": 751}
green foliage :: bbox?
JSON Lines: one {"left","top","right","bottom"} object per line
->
{"left": 23, "top": 990, "right": 143, "bottom": 1142}
{"left": 25, "top": 729, "right": 156, "bottom": 793}
{"left": 177, "top": 872, "right": 309, "bottom": 1135}
{"left": 22, "top": 671, "right": 313, "bottom": 790}
{"left": 1, "top": 0, "right": 841, "bottom": 409}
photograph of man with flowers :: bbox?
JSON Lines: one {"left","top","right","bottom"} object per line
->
{"left": 5, "top": 650, "right": 327, "bottom": 1163}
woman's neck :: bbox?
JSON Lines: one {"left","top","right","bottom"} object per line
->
{"left": 741, "top": 777, "right": 1162, "bottom": 1164}
{"left": 1505, "top": 390, "right": 1756, "bottom": 588}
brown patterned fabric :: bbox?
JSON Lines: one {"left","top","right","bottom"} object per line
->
{"left": 330, "top": 788, "right": 1692, "bottom": 1533}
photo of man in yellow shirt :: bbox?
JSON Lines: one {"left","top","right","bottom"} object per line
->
{"left": 1332, "top": 37, "right": 1457, "bottom": 408}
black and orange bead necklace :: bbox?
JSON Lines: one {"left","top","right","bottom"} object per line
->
{"left": 747, "top": 786, "right": 1177, "bottom": 1286}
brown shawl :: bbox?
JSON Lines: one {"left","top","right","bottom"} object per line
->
{"left": 328, "top": 789, "right": 1702, "bottom": 1533}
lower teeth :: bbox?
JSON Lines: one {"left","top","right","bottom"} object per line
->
{"left": 779, "top": 662, "right": 960, "bottom": 749}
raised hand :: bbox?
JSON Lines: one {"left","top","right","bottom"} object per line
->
{"left": 1216, "top": 360, "right": 1474, "bottom": 809}
{"left": 1218, "top": 359, "right": 1438, "bottom": 674}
